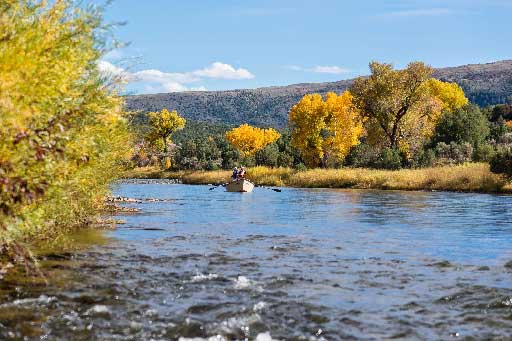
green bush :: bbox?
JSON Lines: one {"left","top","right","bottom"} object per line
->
{"left": 377, "top": 148, "right": 402, "bottom": 170}
{"left": 344, "top": 143, "right": 379, "bottom": 168}
{"left": 412, "top": 148, "right": 436, "bottom": 168}
{"left": 473, "top": 143, "right": 496, "bottom": 162}
{"left": 489, "top": 117, "right": 510, "bottom": 142}
{"left": 490, "top": 147, "right": 512, "bottom": 176}
{"left": 295, "top": 163, "right": 307, "bottom": 172}
{"left": 431, "top": 104, "right": 490, "bottom": 148}
{"left": 255, "top": 143, "right": 279, "bottom": 167}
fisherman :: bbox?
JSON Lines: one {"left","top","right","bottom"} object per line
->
{"left": 231, "top": 167, "right": 238, "bottom": 180}
{"left": 238, "top": 166, "right": 246, "bottom": 179}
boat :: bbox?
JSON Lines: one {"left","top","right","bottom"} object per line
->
{"left": 225, "top": 179, "right": 255, "bottom": 192}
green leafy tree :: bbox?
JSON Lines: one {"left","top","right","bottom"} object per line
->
{"left": 275, "top": 131, "right": 301, "bottom": 168}
{"left": 431, "top": 104, "right": 490, "bottom": 148}
{"left": 255, "top": 143, "right": 280, "bottom": 167}
{"left": 147, "top": 109, "right": 186, "bottom": 153}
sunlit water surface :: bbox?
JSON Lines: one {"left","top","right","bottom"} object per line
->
{"left": 2, "top": 183, "right": 512, "bottom": 340}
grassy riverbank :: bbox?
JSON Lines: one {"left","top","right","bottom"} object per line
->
{"left": 123, "top": 163, "right": 512, "bottom": 193}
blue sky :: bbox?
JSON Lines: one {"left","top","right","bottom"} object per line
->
{"left": 98, "top": 0, "right": 512, "bottom": 94}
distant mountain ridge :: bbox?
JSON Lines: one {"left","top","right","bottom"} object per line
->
{"left": 125, "top": 60, "right": 512, "bottom": 129}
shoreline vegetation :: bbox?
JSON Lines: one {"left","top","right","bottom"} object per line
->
{"left": 123, "top": 163, "right": 512, "bottom": 194}
{"left": 0, "top": 1, "right": 131, "bottom": 274}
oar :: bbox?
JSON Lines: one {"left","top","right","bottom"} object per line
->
{"left": 209, "top": 182, "right": 229, "bottom": 190}
{"left": 255, "top": 184, "right": 282, "bottom": 192}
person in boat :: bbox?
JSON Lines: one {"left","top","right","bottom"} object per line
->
{"left": 231, "top": 167, "right": 238, "bottom": 180}
{"left": 238, "top": 166, "right": 246, "bottom": 179}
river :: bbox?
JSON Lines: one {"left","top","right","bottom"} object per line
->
{"left": 2, "top": 182, "right": 512, "bottom": 340}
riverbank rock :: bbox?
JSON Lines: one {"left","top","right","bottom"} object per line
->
{"left": 105, "top": 196, "right": 175, "bottom": 204}
{"left": 85, "top": 305, "right": 111, "bottom": 318}
{"left": 91, "top": 218, "right": 125, "bottom": 230}
{"left": 117, "top": 178, "right": 181, "bottom": 185}
{"left": 103, "top": 204, "right": 139, "bottom": 213}
{"left": 106, "top": 196, "right": 142, "bottom": 203}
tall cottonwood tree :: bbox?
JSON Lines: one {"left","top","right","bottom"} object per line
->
{"left": 349, "top": 62, "right": 468, "bottom": 152}
{"left": 289, "top": 91, "right": 364, "bottom": 168}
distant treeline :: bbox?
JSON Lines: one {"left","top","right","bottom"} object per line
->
{"left": 130, "top": 103, "right": 512, "bottom": 172}
{"left": 131, "top": 120, "right": 301, "bottom": 170}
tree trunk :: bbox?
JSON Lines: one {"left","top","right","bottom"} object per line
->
{"left": 389, "top": 106, "right": 408, "bottom": 149}
{"left": 389, "top": 130, "right": 400, "bottom": 149}
{"left": 162, "top": 136, "right": 168, "bottom": 153}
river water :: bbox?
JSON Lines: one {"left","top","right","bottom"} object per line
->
{"left": 2, "top": 183, "right": 512, "bottom": 340}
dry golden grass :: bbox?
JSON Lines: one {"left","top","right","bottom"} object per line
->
{"left": 179, "top": 170, "right": 231, "bottom": 185}
{"left": 124, "top": 163, "right": 511, "bottom": 193}
{"left": 288, "top": 163, "right": 507, "bottom": 192}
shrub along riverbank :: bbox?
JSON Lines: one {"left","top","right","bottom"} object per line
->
{"left": 124, "top": 163, "right": 512, "bottom": 193}
{"left": 0, "top": 1, "right": 131, "bottom": 273}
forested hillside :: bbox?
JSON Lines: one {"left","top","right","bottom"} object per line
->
{"left": 125, "top": 60, "right": 512, "bottom": 128}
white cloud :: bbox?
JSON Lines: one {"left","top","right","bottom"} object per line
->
{"left": 132, "top": 69, "right": 200, "bottom": 84}
{"left": 192, "top": 62, "right": 254, "bottom": 79}
{"left": 190, "top": 86, "right": 208, "bottom": 91}
{"left": 286, "top": 65, "right": 350, "bottom": 75}
{"left": 159, "top": 83, "right": 207, "bottom": 92}
{"left": 382, "top": 8, "right": 453, "bottom": 17}
{"left": 97, "top": 61, "right": 254, "bottom": 93}
{"left": 97, "top": 60, "right": 127, "bottom": 78}
{"left": 161, "top": 82, "right": 189, "bottom": 92}
{"left": 311, "top": 66, "right": 349, "bottom": 74}
{"left": 286, "top": 65, "right": 303, "bottom": 71}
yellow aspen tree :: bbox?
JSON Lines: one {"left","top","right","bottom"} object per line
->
{"left": 288, "top": 94, "right": 326, "bottom": 167}
{"left": 289, "top": 92, "right": 364, "bottom": 168}
{"left": 225, "top": 124, "right": 280, "bottom": 157}
{"left": 323, "top": 92, "right": 365, "bottom": 162}
{"left": 424, "top": 79, "right": 469, "bottom": 113}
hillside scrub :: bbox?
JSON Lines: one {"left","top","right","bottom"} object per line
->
{"left": 125, "top": 163, "right": 510, "bottom": 193}
{"left": 0, "top": 1, "right": 131, "bottom": 258}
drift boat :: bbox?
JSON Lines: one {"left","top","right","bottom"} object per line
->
{"left": 226, "top": 179, "right": 255, "bottom": 192}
